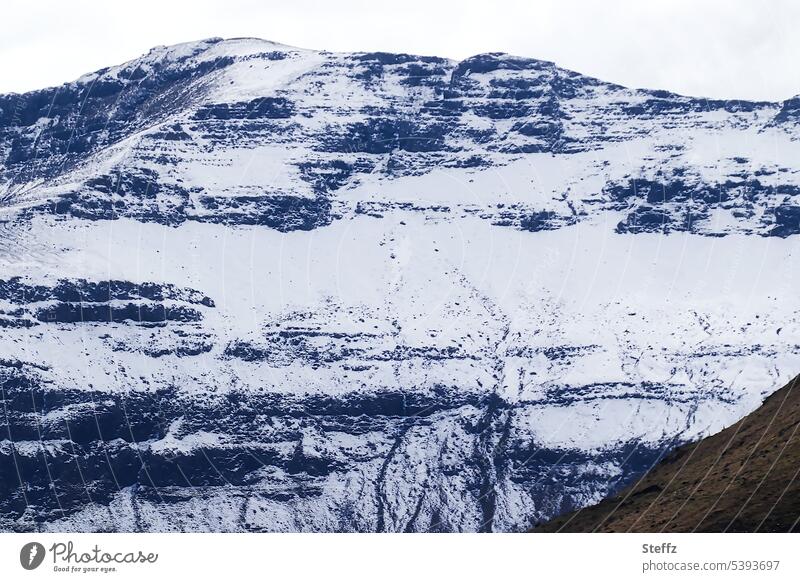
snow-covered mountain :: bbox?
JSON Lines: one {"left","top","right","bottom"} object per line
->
{"left": 0, "top": 37, "right": 798, "bottom": 532}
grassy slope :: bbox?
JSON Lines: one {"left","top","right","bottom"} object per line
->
{"left": 533, "top": 375, "right": 800, "bottom": 532}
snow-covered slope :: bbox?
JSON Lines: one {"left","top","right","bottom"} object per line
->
{"left": 0, "top": 37, "right": 798, "bottom": 532}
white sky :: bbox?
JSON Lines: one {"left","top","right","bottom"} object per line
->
{"left": 1, "top": 0, "right": 799, "bottom": 101}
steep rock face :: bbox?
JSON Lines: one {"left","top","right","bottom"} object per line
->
{"left": 0, "top": 38, "right": 798, "bottom": 532}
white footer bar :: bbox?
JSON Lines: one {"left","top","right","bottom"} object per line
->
{"left": 1, "top": 533, "right": 797, "bottom": 581}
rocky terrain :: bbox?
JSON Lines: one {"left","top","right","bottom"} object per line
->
{"left": 0, "top": 37, "right": 798, "bottom": 532}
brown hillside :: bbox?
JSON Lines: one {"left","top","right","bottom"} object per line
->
{"left": 533, "top": 375, "right": 800, "bottom": 532}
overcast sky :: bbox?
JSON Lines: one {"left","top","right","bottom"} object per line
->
{"left": 1, "top": 0, "right": 798, "bottom": 101}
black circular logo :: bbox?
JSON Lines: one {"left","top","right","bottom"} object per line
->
{"left": 20, "top": 542, "right": 46, "bottom": 570}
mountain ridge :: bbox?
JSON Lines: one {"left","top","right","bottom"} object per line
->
{"left": 10, "top": 36, "right": 792, "bottom": 104}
